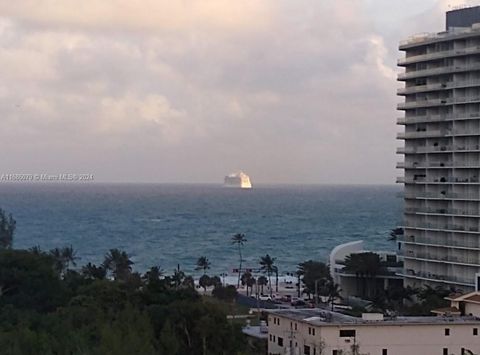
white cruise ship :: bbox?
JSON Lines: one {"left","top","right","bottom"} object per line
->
{"left": 224, "top": 171, "right": 252, "bottom": 189}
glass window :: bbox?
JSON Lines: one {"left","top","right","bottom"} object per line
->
{"left": 445, "top": 328, "right": 450, "bottom": 336}
{"left": 339, "top": 329, "right": 356, "bottom": 337}
{"left": 278, "top": 337, "right": 283, "bottom": 346}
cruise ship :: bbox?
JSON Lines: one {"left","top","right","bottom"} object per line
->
{"left": 224, "top": 171, "right": 252, "bottom": 189}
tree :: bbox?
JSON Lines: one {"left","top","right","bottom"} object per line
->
{"left": 257, "top": 276, "right": 268, "bottom": 295}
{"left": 199, "top": 274, "right": 211, "bottom": 292}
{"left": 231, "top": 233, "right": 247, "bottom": 288}
{"left": 324, "top": 281, "right": 342, "bottom": 311}
{"left": 241, "top": 271, "right": 255, "bottom": 296}
{"left": 0, "top": 209, "right": 16, "bottom": 249}
{"left": 143, "top": 266, "right": 163, "bottom": 284}
{"left": 103, "top": 248, "right": 134, "bottom": 281}
{"left": 298, "top": 260, "right": 331, "bottom": 298}
{"left": 210, "top": 275, "right": 222, "bottom": 288}
{"left": 344, "top": 252, "right": 384, "bottom": 299}
{"left": 212, "top": 285, "right": 238, "bottom": 303}
{"left": 260, "top": 254, "right": 276, "bottom": 297}
{"left": 195, "top": 256, "right": 211, "bottom": 275}
{"left": 81, "top": 262, "right": 106, "bottom": 280}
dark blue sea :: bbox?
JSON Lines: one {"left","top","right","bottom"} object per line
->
{"left": 0, "top": 183, "right": 402, "bottom": 275}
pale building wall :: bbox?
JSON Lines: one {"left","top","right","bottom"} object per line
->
{"left": 268, "top": 314, "right": 480, "bottom": 355}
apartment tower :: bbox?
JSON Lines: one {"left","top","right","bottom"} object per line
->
{"left": 398, "top": 6, "right": 480, "bottom": 292}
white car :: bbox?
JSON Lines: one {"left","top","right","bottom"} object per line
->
{"left": 259, "top": 294, "right": 272, "bottom": 301}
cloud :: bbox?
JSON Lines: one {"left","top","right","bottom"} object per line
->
{"left": 0, "top": 1, "right": 455, "bottom": 183}
{"left": 0, "top": 0, "right": 272, "bottom": 33}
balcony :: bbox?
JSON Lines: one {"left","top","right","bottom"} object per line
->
{"left": 399, "top": 145, "right": 480, "bottom": 154}
{"left": 398, "top": 46, "right": 480, "bottom": 66}
{"left": 400, "top": 112, "right": 480, "bottom": 124}
{"left": 404, "top": 222, "right": 480, "bottom": 234}
{"left": 401, "top": 237, "right": 480, "bottom": 251}
{"left": 403, "top": 252, "right": 480, "bottom": 267}
{"left": 402, "top": 162, "right": 480, "bottom": 169}
{"left": 397, "top": 130, "right": 447, "bottom": 139}
{"left": 398, "top": 63, "right": 480, "bottom": 81}
{"left": 398, "top": 96, "right": 480, "bottom": 110}
{"left": 404, "top": 192, "right": 480, "bottom": 201}
{"left": 396, "top": 176, "right": 405, "bottom": 183}
{"left": 399, "top": 270, "right": 475, "bottom": 287}
{"left": 403, "top": 176, "right": 480, "bottom": 184}
{"left": 404, "top": 207, "right": 480, "bottom": 217}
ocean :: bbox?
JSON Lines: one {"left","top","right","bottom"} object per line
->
{"left": 0, "top": 183, "right": 402, "bottom": 276}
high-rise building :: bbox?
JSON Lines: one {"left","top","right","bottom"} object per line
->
{"left": 398, "top": 6, "right": 480, "bottom": 292}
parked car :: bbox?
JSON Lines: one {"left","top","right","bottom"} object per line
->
{"left": 291, "top": 299, "right": 306, "bottom": 307}
{"left": 259, "top": 294, "right": 273, "bottom": 302}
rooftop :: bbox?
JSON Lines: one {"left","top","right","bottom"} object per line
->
{"left": 268, "top": 308, "right": 480, "bottom": 326}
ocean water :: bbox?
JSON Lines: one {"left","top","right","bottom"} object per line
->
{"left": 0, "top": 183, "right": 402, "bottom": 276}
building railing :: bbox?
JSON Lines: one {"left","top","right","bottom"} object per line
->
{"left": 398, "top": 79, "right": 480, "bottom": 95}
{"left": 398, "top": 63, "right": 480, "bottom": 80}
{"left": 404, "top": 192, "right": 480, "bottom": 200}
{"left": 398, "top": 45, "right": 480, "bottom": 65}
{"left": 405, "top": 222, "right": 480, "bottom": 233}
{"left": 400, "top": 269, "right": 475, "bottom": 286}
{"left": 403, "top": 252, "right": 480, "bottom": 267}
{"left": 399, "top": 112, "right": 480, "bottom": 124}
{"left": 398, "top": 96, "right": 480, "bottom": 110}
{"left": 398, "top": 145, "right": 480, "bottom": 154}
{"left": 402, "top": 237, "right": 480, "bottom": 250}
{"left": 404, "top": 207, "right": 480, "bottom": 216}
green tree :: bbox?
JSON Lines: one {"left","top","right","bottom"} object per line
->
{"left": 259, "top": 254, "right": 276, "bottom": 297}
{"left": 324, "top": 281, "right": 342, "bottom": 311}
{"left": 298, "top": 260, "right": 331, "bottom": 298}
{"left": 103, "top": 248, "right": 134, "bottom": 281}
{"left": 241, "top": 271, "right": 255, "bottom": 296}
{"left": 159, "top": 320, "right": 180, "bottom": 355}
{"left": 195, "top": 256, "right": 211, "bottom": 275}
{"left": 231, "top": 233, "right": 247, "bottom": 288}
{"left": 199, "top": 274, "right": 211, "bottom": 292}
{"left": 81, "top": 262, "right": 106, "bottom": 280}
{"left": 0, "top": 208, "right": 16, "bottom": 249}
{"left": 344, "top": 252, "right": 384, "bottom": 298}
{"left": 257, "top": 276, "right": 268, "bottom": 295}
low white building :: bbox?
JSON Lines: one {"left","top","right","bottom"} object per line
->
{"left": 267, "top": 297, "right": 480, "bottom": 355}
{"left": 329, "top": 240, "right": 403, "bottom": 298}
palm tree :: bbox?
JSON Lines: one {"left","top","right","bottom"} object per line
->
{"left": 61, "top": 245, "right": 79, "bottom": 269}
{"left": 143, "top": 266, "right": 164, "bottom": 284}
{"left": 260, "top": 254, "right": 276, "bottom": 297}
{"left": 231, "top": 233, "right": 247, "bottom": 288}
{"left": 257, "top": 276, "right": 268, "bottom": 295}
{"left": 241, "top": 271, "right": 254, "bottom": 296}
{"left": 81, "top": 262, "right": 106, "bottom": 280}
{"left": 195, "top": 256, "right": 211, "bottom": 274}
{"left": 103, "top": 248, "right": 134, "bottom": 281}
{"left": 325, "top": 281, "right": 342, "bottom": 311}
{"left": 344, "top": 252, "right": 384, "bottom": 298}
{"left": 172, "top": 268, "right": 186, "bottom": 289}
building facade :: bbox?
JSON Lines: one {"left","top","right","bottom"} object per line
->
{"left": 267, "top": 308, "right": 480, "bottom": 355}
{"left": 329, "top": 241, "right": 403, "bottom": 298}
{"left": 397, "top": 6, "right": 480, "bottom": 292}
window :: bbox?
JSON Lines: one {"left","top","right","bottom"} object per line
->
{"left": 278, "top": 337, "right": 283, "bottom": 346}
{"left": 308, "top": 327, "right": 311, "bottom": 335}
{"left": 269, "top": 334, "right": 272, "bottom": 341}
{"left": 312, "top": 328, "right": 315, "bottom": 336}
{"left": 443, "top": 348, "right": 448, "bottom": 355}
{"left": 333, "top": 351, "right": 339, "bottom": 355}
{"left": 445, "top": 328, "right": 450, "bottom": 336}
{"left": 339, "top": 329, "right": 356, "bottom": 337}
{"left": 304, "top": 345, "right": 311, "bottom": 355}
{"left": 382, "top": 349, "right": 388, "bottom": 355}
{"left": 295, "top": 323, "right": 298, "bottom": 330}
{"left": 474, "top": 328, "right": 478, "bottom": 336}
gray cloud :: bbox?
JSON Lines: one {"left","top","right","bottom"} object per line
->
{"left": 0, "top": 0, "right": 464, "bottom": 184}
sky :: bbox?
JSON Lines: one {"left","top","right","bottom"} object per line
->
{"left": 0, "top": 0, "right": 477, "bottom": 184}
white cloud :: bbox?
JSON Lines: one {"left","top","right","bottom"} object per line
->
{"left": 0, "top": 0, "right": 455, "bottom": 183}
